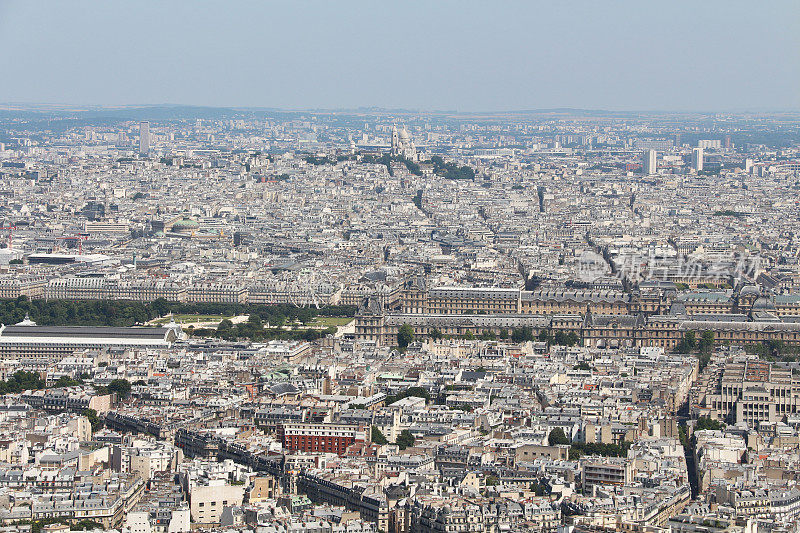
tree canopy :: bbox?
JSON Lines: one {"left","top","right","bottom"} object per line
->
{"left": 371, "top": 426, "right": 389, "bottom": 445}
{"left": 695, "top": 416, "right": 725, "bottom": 431}
{"left": 0, "top": 371, "right": 45, "bottom": 394}
{"left": 0, "top": 297, "right": 355, "bottom": 329}
{"left": 548, "top": 427, "right": 571, "bottom": 446}
{"left": 396, "top": 429, "right": 415, "bottom": 450}
{"left": 568, "top": 441, "right": 631, "bottom": 460}
{"left": 429, "top": 155, "right": 475, "bottom": 180}
{"left": 385, "top": 387, "right": 430, "bottom": 405}
{"left": 674, "top": 331, "right": 697, "bottom": 354}
{"left": 107, "top": 379, "right": 132, "bottom": 400}
{"left": 397, "top": 324, "right": 414, "bottom": 349}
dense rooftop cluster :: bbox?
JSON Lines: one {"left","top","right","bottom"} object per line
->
{"left": 0, "top": 108, "right": 798, "bottom": 532}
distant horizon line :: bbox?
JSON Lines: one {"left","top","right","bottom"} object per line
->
{"left": 2, "top": 102, "right": 799, "bottom": 117}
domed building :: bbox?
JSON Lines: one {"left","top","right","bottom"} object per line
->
{"left": 170, "top": 217, "right": 199, "bottom": 235}
{"left": 736, "top": 283, "right": 760, "bottom": 313}
{"left": 391, "top": 125, "right": 418, "bottom": 161}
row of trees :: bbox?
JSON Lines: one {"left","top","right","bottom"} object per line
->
{"left": 674, "top": 330, "right": 800, "bottom": 367}
{"left": 673, "top": 331, "right": 800, "bottom": 369}
{"left": 547, "top": 428, "right": 631, "bottom": 460}
{"left": 0, "top": 372, "right": 131, "bottom": 402}
{"left": 384, "top": 386, "right": 430, "bottom": 405}
{"left": 568, "top": 441, "right": 631, "bottom": 460}
{"left": 361, "top": 153, "right": 425, "bottom": 177}
{"left": 303, "top": 154, "right": 356, "bottom": 166}
{"left": 0, "top": 371, "right": 97, "bottom": 395}
{"left": 188, "top": 313, "right": 337, "bottom": 342}
{"left": 0, "top": 297, "right": 356, "bottom": 328}
{"left": 361, "top": 153, "right": 395, "bottom": 176}
{"left": 9, "top": 518, "right": 105, "bottom": 533}
{"left": 695, "top": 416, "right": 725, "bottom": 431}
{"left": 371, "top": 426, "right": 416, "bottom": 450}
{"left": 299, "top": 151, "right": 475, "bottom": 181}
{"left": 674, "top": 330, "right": 715, "bottom": 369}
{"left": 429, "top": 155, "right": 475, "bottom": 180}
{"left": 745, "top": 339, "right": 800, "bottom": 363}
{"left": 0, "top": 371, "right": 46, "bottom": 394}
{"left": 399, "top": 324, "right": 581, "bottom": 348}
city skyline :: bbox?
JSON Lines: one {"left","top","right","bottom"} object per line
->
{"left": 2, "top": 2, "right": 800, "bottom": 532}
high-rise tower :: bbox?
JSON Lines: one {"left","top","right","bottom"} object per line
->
{"left": 139, "top": 121, "right": 150, "bottom": 155}
{"left": 642, "top": 149, "right": 657, "bottom": 175}
{"left": 692, "top": 147, "right": 704, "bottom": 171}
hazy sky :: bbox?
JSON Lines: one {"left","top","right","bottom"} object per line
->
{"left": 1, "top": 0, "right": 797, "bottom": 112}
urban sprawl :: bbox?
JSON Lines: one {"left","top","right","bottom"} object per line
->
{"left": 0, "top": 107, "right": 799, "bottom": 533}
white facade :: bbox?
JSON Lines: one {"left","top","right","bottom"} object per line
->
{"left": 692, "top": 148, "right": 704, "bottom": 171}
{"left": 139, "top": 121, "right": 150, "bottom": 155}
{"left": 642, "top": 149, "right": 657, "bottom": 175}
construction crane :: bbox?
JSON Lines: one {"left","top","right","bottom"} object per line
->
{"left": 0, "top": 225, "right": 15, "bottom": 250}
{"left": 57, "top": 235, "right": 88, "bottom": 255}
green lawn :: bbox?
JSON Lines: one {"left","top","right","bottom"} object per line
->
{"left": 310, "top": 316, "right": 354, "bottom": 327}
{"left": 152, "top": 314, "right": 231, "bottom": 325}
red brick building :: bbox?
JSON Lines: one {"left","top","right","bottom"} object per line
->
{"left": 279, "top": 422, "right": 368, "bottom": 456}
